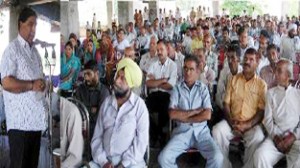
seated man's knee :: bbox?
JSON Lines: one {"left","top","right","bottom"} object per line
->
{"left": 212, "top": 121, "right": 226, "bottom": 139}
{"left": 210, "top": 148, "right": 224, "bottom": 166}
{"left": 253, "top": 147, "right": 266, "bottom": 165}
{"left": 158, "top": 148, "right": 175, "bottom": 166}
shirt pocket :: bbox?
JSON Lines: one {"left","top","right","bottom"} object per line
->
{"left": 118, "top": 114, "right": 136, "bottom": 132}
{"left": 248, "top": 88, "right": 260, "bottom": 108}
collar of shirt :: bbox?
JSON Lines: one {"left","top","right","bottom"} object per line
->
{"left": 180, "top": 80, "right": 201, "bottom": 91}
{"left": 17, "top": 34, "right": 32, "bottom": 49}
{"left": 110, "top": 92, "right": 135, "bottom": 111}
{"left": 158, "top": 57, "right": 171, "bottom": 67}
{"left": 277, "top": 84, "right": 292, "bottom": 91}
{"left": 241, "top": 73, "right": 258, "bottom": 82}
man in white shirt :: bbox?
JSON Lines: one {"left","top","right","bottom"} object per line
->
{"left": 280, "top": 23, "right": 300, "bottom": 63}
{"left": 175, "top": 7, "right": 181, "bottom": 20}
{"left": 143, "top": 7, "right": 149, "bottom": 25}
{"left": 216, "top": 45, "right": 243, "bottom": 110}
{"left": 194, "top": 48, "right": 215, "bottom": 87}
{"left": 166, "top": 41, "right": 185, "bottom": 82}
{"left": 238, "top": 27, "right": 255, "bottom": 61}
{"left": 203, "top": 34, "right": 219, "bottom": 78}
{"left": 146, "top": 41, "right": 177, "bottom": 147}
{"left": 254, "top": 59, "right": 300, "bottom": 168}
{"left": 182, "top": 28, "right": 192, "bottom": 55}
{"left": 113, "top": 29, "right": 130, "bottom": 59}
{"left": 59, "top": 96, "right": 84, "bottom": 168}
{"left": 256, "top": 30, "right": 270, "bottom": 74}
{"left": 125, "top": 22, "right": 137, "bottom": 46}
{"left": 140, "top": 36, "right": 158, "bottom": 74}
{"left": 90, "top": 58, "right": 149, "bottom": 168}
{"left": 0, "top": 8, "right": 47, "bottom": 168}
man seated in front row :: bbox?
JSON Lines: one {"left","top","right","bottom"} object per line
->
{"left": 158, "top": 56, "right": 223, "bottom": 168}
{"left": 254, "top": 60, "right": 300, "bottom": 168}
{"left": 212, "top": 48, "right": 267, "bottom": 168}
{"left": 90, "top": 58, "right": 149, "bottom": 168}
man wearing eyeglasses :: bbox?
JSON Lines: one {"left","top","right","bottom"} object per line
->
{"left": 158, "top": 56, "right": 223, "bottom": 168}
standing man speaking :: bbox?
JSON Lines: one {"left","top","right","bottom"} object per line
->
{"left": 1, "top": 7, "right": 47, "bottom": 168}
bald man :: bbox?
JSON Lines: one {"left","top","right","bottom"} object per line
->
{"left": 254, "top": 60, "right": 300, "bottom": 168}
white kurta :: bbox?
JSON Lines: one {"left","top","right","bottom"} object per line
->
{"left": 254, "top": 85, "right": 300, "bottom": 168}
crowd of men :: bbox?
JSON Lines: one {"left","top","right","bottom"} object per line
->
{"left": 56, "top": 6, "right": 300, "bottom": 168}
{"left": 1, "top": 5, "right": 300, "bottom": 168}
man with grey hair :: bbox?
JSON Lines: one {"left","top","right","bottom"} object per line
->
{"left": 254, "top": 59, "right": 300, "bottom": 168}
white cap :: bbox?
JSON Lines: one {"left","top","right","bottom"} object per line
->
{"left": 288, "top": 23, "right": 297, "bottom": 32}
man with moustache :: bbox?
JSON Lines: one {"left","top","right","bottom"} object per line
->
{"left": 75, "top": 60, "right": 110, "bottom": 138}
{"left": 259, "top": 44, "right": 279, "bottom": 89}
{"left": 280, "top": 23, "right": 300, "bottom": 79}
{"left": 146, "top": 40, "right": 177, "bottom": 147}
{"left": 158, "top": 56, "right": 223, "bottom": 168}
{"left": 280, "top": 23, "right": 300, "bottom": 63}
{"left": 212, "top": 48, "right": 267, "bottom": 168}
{"left": 90, "top": 58, "right": 149, "bottom": 168}
{"left": 0, "top": 8, "right": 47, "bottom": 167}
{"left": 254, "top": 60, "right": 300, "bottom": 168}
{"left": 256, "top": 30, "right": 271, "bottom": 74}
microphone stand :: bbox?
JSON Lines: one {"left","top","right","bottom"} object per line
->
{"left": 44, "top": 46, "right": 56, "bottom": 168}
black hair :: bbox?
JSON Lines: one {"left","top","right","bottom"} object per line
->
{"left": 260, "top": 29, "right": 270, "bottom": 39}
{"left": 222, "top": 26, "right": 230, "bottom": 34}
{"left": 267, "top": 44, "right": 280, "bottom": 53}
{"left": 18, "top": 7, "right": 37, "bottom": 30}
{"left": 65, "top": 41, "right": 73, "bottom": 49}
{"left": 117, "top": 28, "right": 125, "bottom": 34}
{"left": 84, "top": 60, "right": 98, "bottom": 71}
{"left": 238, "top": 26, "right": 247, "bottom": 36}
{"left": 184, "top": 55, "right": 200, "bottom": 67}
{"left": 69, "top": 33, "right": 77, "bottom": 40}
{"left": 245, "top": 47, "right": 257, "bottom": 56}
{"left": 227, "top": 44, "right": 241, "bottom": 59}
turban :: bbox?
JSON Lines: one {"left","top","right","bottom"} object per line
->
{"left": 288, "top": 23, "right": 297, "bottom": 32}
{"left": 116, "top": 58, "right": 142, "bottom": 88}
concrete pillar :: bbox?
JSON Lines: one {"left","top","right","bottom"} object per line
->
{"left": 60, "top": 1, "right": 79, "bottom": 40}
{"left": 118, "top": 1, "right": 134, "bottom": 27}
{"left": 212, "top": 0, "right": 219, "bottom": 17}
{"left": 149, "top": 1, "right": 157, "bottom": 23}
{"left": 9, "top": 6, "right": 21, "bottom": 42}
{"left": 107, "top": 1, "right": 113, "bottom": 29}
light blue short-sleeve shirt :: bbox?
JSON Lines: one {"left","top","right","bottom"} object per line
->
{"left": 169, "top": 80, "right": 212, "bottom": 134}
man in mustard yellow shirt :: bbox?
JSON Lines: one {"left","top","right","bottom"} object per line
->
{"left": 212, "top": 48, "right": 267, "bottom": 168}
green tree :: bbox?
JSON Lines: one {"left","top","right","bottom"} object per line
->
{"left": 221, "top": 0, "right": 262, "bottom": 17}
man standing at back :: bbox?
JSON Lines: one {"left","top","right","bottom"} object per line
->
{"left": 1, "top": 8, "right": 47, "bottom": 168}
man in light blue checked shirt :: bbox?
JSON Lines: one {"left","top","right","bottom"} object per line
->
{"left": 158, "top": 56, "right": 223, "bottom": 168}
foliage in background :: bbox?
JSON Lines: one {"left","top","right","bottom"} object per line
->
{"left": 221, "top": 0, "right": 263, "bottom": 17}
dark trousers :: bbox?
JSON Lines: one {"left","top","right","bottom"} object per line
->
{"left": 60, "top": 90, "right": 73, "bottom": 98}
{"left": 146, "top": 91, "right": 170, "bottom": 145}
{"left": 8, "top": 130, "right": 41, "bottom": 168}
